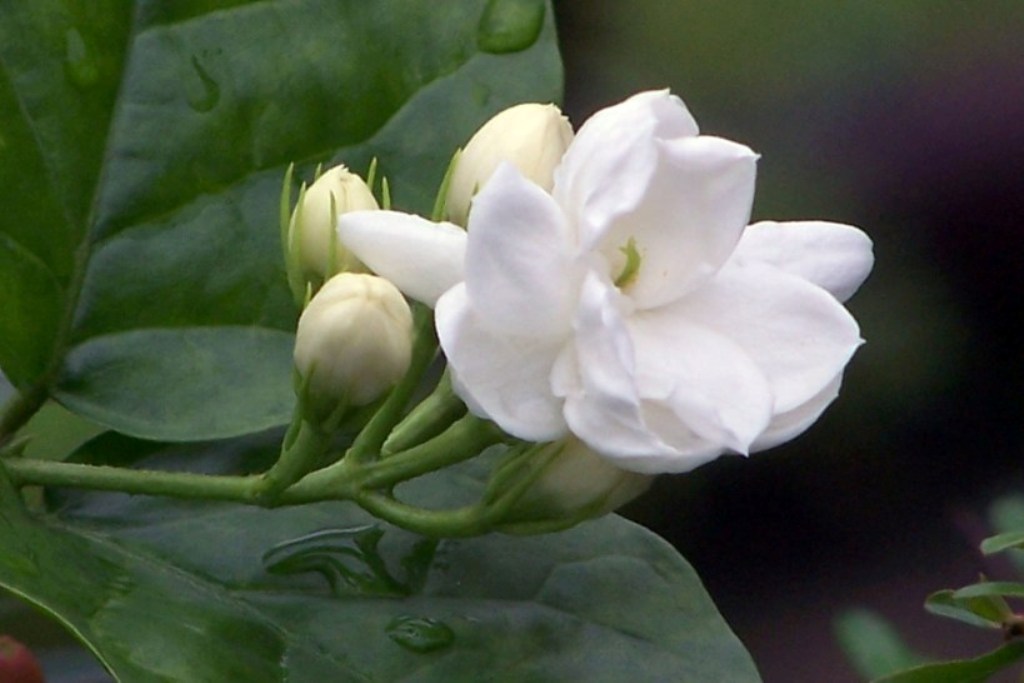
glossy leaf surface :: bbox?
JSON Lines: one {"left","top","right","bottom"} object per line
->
{"left": 0, "top": 0, "right": 562, "bottom": 440}
{"left": 0, "top": 438, "right": 761, "bottom": 682}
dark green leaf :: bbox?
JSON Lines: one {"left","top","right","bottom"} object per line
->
{"left": 0, "top": 444, "right": 760, "bottom": 682}
{"left": 0, "top": 0, "right": 562, "bottom": 440}
{"left": 874, "top": 642, "right": 1024, "bottom": 683}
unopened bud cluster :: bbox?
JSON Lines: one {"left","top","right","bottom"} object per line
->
{"left": 280, "top": 101, "right": 655, "bottom": 532}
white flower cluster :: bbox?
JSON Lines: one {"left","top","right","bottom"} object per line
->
{"left": 339, "top": 90, "right": 873, "bottom": 476}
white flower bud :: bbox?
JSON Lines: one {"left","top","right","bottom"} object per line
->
{"left": 446, "top": 103, "right": 573, "bottom": 226}
{"left": 290, "top": 165, "right": 378, "bottom": 278}
{"left": 294, "top": 273, "right": 412, "bottom": 422}
{"left": 507, "top": 439, "right": 653, "bottom": 523}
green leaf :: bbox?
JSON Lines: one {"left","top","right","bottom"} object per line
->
{"left": 873, "top": 642, "right": 1024, "bottom": 683}
{"left": 925, "top": 589, "right": 1007, "bottom": 630}
{"left": 0, "top": 441, "right": 760, "bottom": 682}
{"left": 0, "top": 0, "right": 562, "bottom": 441}
{"left": 980, "top": 530, "right": 1024, "bottom": 557}
{"left": 953, "top": 582, "right": 1024, "bottom": 601}
{"left": 834, "top": 609, "right": 929, "bottom": 680}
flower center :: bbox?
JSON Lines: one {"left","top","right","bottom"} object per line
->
{"left": 614, "top": 237, "right": 642, "bottom": 289}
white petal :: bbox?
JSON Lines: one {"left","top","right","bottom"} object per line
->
{"left": 552, "top": 273, "right": 681, "bottom": 466}
{"left": 435, "top": 284, "right": 567, "bottom": 441}
{"left": 338, "top": 210, "right": 465, "bottom": 307}
{"left": 751, "top": 374, "right": 843, "bottom": 452}
{"left": 600, "top": 135, "right": 758, "bottom": 308}
{"left": 465, "top": 164, "right": 578, "bottom": 339}
{"left": 732, "top": 221, "right": 874, "bottom": 302}
{"left": 628, "top": 306, "right": 774, "bottom": 454}
{"left": 553, "top": 90, "right": 700, "bottom": 246}
{"left": 678, "top": 263, "right": 863, "bottom": 413}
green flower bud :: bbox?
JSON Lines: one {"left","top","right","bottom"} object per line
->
{"left": 503, "top": 438, "right": 653, "bottom": 525}
{"left": 445, "top": 103, "right": 573, "bottom": 226}
{"left": 290, "top": 165, "right": 378, "bottom": 279}
{"left": 294, "top": 273, "right": 412, "bottom": 423}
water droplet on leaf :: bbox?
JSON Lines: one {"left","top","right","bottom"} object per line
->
{"left": 64, "top": 28, "right": 100, "bottom": 89}
{"left": 185, "top": 55, "right": 220, "bottom": 113}
{"left": 386, "top": 616, "right": 454, "bottom": 653}
{"left": 476, "top": 0, "right": 546, "bottom": 54}
{"left": 261, "top": 525, "right": 437, "bottom": 597}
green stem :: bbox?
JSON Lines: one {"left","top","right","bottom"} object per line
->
{"left": 255, "top": 417, "right": 331, "bottom": 501}
{"left": 1, "top": 458, "right": 260, "bottom": 503}
{"left": 285, "top": 414, "right": 504, "bottom": 500}
{"left": 354, "top": 492, "right": 493, "bottom": 538}
{"left": 356, "top": 414, "right": 502, "bottom": 489}
{"left": 346, "top": 304, "right": 437, "bottom": 464}
{"left": 381, "top": 370, "right": 465, "bottom": 456}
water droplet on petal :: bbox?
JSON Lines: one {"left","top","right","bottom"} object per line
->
{"left": 64, "top": 28, "right": 100, "bottom": 89}
{"left": 386, "top": 616, "right": 454, "bottom": 653}
{"left": 185, "top": 55, "right": 220, "bottom": 113}
{"left": 476, "top": 0, "right": 546, "bottom": 54}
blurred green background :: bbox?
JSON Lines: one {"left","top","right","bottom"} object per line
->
{"left": 554, "top": 1, "right": 1024, "bottom": 680}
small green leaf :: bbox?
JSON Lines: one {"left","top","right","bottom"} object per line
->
{"left": 874, "top": 642, "right": 1024, "bottom": 683}
{"left": 953, "top": 582, "right": 1024, "bottom": 601}
{"left": 980, "top": 531, "right": 1024, "bottom": 556}
{"left": 925, "top": 589, "right": 1007, "bottom": 629}
{"left": 834, "top": 609, "right": 928, "bottom": 679}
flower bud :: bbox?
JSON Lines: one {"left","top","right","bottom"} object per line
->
{"left": 294, "top": 273, "right": 412, "bottom": 423}
{"left": 446, "top": 103, "right": 573, "bottom": 225}
{"left": 503, "top": 439, "right": 653, "bottom": 524}
{"left": 290, "top": 165, "right": 378, "bottom": 279}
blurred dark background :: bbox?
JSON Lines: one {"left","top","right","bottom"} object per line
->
{"left": 553, "top": 1, "right": 1024, "bottom": 680}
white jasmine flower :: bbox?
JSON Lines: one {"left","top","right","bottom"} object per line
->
{"left": 339, "top": 90, "right": 873, "bottom": 473}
